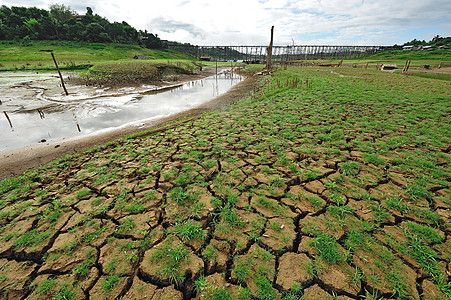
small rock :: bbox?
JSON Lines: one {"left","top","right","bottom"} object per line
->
{"left": 40, "top": 139, "right": 46, "bottom": 143}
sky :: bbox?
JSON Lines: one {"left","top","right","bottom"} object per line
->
{"left": 2, "top": 0, "right": 450, "bottom": 46}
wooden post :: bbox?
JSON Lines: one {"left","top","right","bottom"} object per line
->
{"left": 51, "top": 51, "right": 69, "bottom": 95}
{"left": 406, "top": 60, "right": 411, "bottom": 73}
{"left": 266, "top": 26, "right": 274, "bottom": 70}
{"left": 41, "top": 50, "right": 69, "bottom": 95}
{"left": 402, "top": 59, "right": 411, "bottom": 74}
{"left": 215, "top": 47, "right": 218, "bottom": 75}
{"left": 4, "top": 111, "right": 13, "bottom": 128}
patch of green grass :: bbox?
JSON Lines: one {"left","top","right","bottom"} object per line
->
{"left": 309, "top": 233, "right": 344, "bottom": 264}
{"left": 384, "top": 197, "right": 411, "bottom": 214}
{"left": 195, "top": 276, "right": 233, "bottom": 300}
{"left": 220, "top": 206, "right": 246, "bottom": 228}
{"left": 370, "top": 202, "right": 391, "bottom": 223}
{"left": 54, "top": 283, "right": 76, "bottom": 300}
{"left": 405, "top": 183, "right": 432, "bottom": 200}
{"left": 362, "top": 153, "right": 386, "bottom": 165}
{"left": 101, "top": 274, "right": 120, "bottom": 292}
{"left": 169, "top": 186, "right": 199, "bottom": 205}
{"left": 76, "top": 188, "right": 91, "bottom": 199}
{"left": 73, "top": 257, "right": 95, "bottom": 276}
{"left": 403, "top": 221, "right": 444, "bottom": 244}
{"left": 150, "top": 240, "right": 190, "bottom": 285}
{"left": 340, "top": 161, "right": 360, "bottom": 176}
{"left": 406, "top": 71, "right": 451, "bottom": 81}
{"left": 171, "top": 219, "right": 206, "bottom": 241}
{"left": 34, "top": 278, "right": 55, "bottom": 295}
{"left": 347, "top": 266, "right": 365, "bottom": 287}
{"left": 125, "top": 199, "right": 145, "bottom": 214}
{"left": 233, "top": 257, "right": 253, "bottom": 283}
{"left": 115, "top": 217, "right": 136, "bottom": 235}
{"left": 14, "top": 229, "right": 52, "bottom": 248}
{"left": 202, "top": 244, "right": 217, "bottom": 262}
{"left": 255, "top": 273, "right": 279, "bottom": 300}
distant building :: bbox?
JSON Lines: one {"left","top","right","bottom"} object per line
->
{"left": 381, "top": 64, "right": 397, "bottom": 71}
{"left": 134, "top": 55, "right": 150, "bottom": 60}
{"left": 403, "top": 45, "right": 418, "bottom": 50}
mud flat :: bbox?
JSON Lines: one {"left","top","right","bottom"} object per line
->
{"left": 0, "top": 69, "right": 255, "bottom": 179}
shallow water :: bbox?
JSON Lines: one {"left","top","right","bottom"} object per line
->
{"left": 0, "top": 71, "right": 242, "bottom": 152}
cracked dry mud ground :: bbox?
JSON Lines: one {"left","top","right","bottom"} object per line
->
{"left": 0, "top": 67, "right": 450, "bottom": 300}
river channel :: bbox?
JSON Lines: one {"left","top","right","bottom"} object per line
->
{"left": 0, "top": 70, "right": 242, "bottom": 153}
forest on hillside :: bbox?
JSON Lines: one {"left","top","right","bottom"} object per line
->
{"left": 0, "top": 4, "right": 163, "bottom": 49}
{"left": 402, "top": 35, "right": 451, "bottom": 47}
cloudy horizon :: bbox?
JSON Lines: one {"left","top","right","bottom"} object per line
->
{"left": 1, "top": 0, "right": 450, "bottom": 46}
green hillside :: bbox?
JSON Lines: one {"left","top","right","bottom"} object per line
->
{"left": 0, "top": 40, "right": 193, "bottom": 71}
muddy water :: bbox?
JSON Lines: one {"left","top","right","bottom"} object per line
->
{"left": 0, "top": 71, "right": 242, "bottom": 153}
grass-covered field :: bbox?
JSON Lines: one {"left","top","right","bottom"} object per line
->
{"left": 369, "top": 49, "right": 450, "bottom": 63}
{"left": 0, "top": 40, "right": 234, "bottom": 85}
{"left": 0, "top": 40, "right": 193, "bottom": 71}
{"left": 0, "top": 64, "right": 450, "bottom": 299}
{"left": 303, "top": 49, "right": 451, "bottom": 72}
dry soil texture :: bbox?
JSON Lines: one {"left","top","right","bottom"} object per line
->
{"left": 0, "top": 66, "right": 450, "bottom": 300}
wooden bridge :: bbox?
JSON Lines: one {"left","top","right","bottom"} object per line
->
{"left": 166, "top": 44, "right": 386, "bottom": 62}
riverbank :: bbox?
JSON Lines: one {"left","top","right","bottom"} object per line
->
{"left": 0, "top": 67, "right": 257, "bottom": 180}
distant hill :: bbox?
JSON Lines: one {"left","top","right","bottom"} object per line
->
{"left": 398, "top": 36, "right": 451, "bottom": 48}
{"left": 0, "top": 5, "right": 162, "bottom": 49}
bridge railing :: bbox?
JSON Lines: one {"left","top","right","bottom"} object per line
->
{"left": 166, "top": 45, "right": 386, "bottom": 62}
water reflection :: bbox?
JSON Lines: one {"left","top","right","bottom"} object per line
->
{"left": 0, "top": 71, "right": 242, "bottom": 152}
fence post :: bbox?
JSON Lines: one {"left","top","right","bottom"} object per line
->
{"left": 266, "top": 26, "right": 274, "bottom": 70}
{"left": 41, "top": 50, "right": 68, "bottom": 95}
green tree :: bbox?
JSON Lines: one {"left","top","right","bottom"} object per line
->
{"left": 140, "top": 30, "right": 163, "bottom": 49}
{"left": 24, "top": 18, "right": 40, "bottom": 38}
{"left": 106, "top": 22, "right": 126, "bottom": 43}
{"left": 49, "top": 3, "right": 75, "bottom": 23}
{"left": 86, "top": 22, "right": 106, "bottom": 42}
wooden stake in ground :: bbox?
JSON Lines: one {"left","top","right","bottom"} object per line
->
{"left": 406, "top": 60, "right": 411, "bottom": 73}
{"left": 402, "top": 60, "right": 412, "bottom": 74}
{"left": 402, "top": 59, "right": 412, "bottom": 74}
{"left": 3, "top": 111, "right": 13, "bottom": 128}
{"left": 401, "top": 60, "right": 409, "bottom": 74}
{"left": 266, "top": 26, "right": 274, "bottom": 70}
{"left": 40, "top": 50, "right": 69, "bottom": 95}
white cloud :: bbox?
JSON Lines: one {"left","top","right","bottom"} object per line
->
{"left": 0, "top": 0, "right": 449, "bottom": 45}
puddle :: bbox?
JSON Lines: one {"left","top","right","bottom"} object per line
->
{"left": 0, "top": 70, "right": 243, "bottom": 153}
